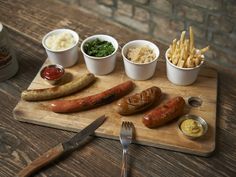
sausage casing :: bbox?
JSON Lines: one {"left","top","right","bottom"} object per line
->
{"left": 21, "top": 73, "right": 95, "bottom": 101}
{"left": 49, "top": 80, "right": 134, "bottom": 113}
{"left": 115, "top": 86, "right": 162, "bottom": 115}
{"left": 142, "top": 96, "right": 185, "bottom": 128}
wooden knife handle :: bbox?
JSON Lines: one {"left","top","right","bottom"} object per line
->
{"left": 18, "top": 143, "right": 64, "bottom": 177}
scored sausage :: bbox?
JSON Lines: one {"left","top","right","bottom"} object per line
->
{"left": 49, "top": 80, "right": 135, "bottom": 113}
{"left": 115, "top": 86, "right": 162, "bottom": 115}
{"left": 21, "top": 73, "right": 96, "bottom": 101}
{"left": 142, "top": 96, "right": 185, "bottom": 128}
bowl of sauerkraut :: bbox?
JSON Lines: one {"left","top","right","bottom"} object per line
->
{"left": 121, "top": 40, "right": 160, "bottom": 80}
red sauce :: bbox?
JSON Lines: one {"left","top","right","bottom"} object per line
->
{"left": 41, "top": 66, "right": 64, "bottom": 80}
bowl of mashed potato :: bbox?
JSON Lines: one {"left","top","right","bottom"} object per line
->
{"left": 121, "top": 40, "right": 160, "bottom": 80}
{"left": 42, "top": 29, "right": 79, "bottom": 67}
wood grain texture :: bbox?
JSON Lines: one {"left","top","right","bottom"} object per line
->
{"left": 18, "top": 144, "right": 64, "bottom": 177}
{"left": 14, "top": 56, "right": 217, "bottom": 157}
{"left": 0, "top": 0, "right": 236, "bottom": 176}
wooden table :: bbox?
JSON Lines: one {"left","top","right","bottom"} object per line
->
{"left": 0, "top": 0, "right": 236, "bottom": 176}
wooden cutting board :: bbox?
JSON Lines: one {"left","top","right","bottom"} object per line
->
{"left": 13, "top": 54, "right": 217, "bottom": 156}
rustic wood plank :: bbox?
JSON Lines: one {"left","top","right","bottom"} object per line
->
{"left": 0, "top": 0, "right": 236, "bottom": 176}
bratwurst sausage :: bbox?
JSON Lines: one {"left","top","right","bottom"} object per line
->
{"left": 49, "top": 80, "right": 134, "bottom": 113}
{"left": 142, "top": 96, "right": 185, "bottom": 128}
{"left": 115, "top": 86, "right": 162, "bottom": 115}
{"left": 21, "top": 73, "right": 96, "bottom": 101}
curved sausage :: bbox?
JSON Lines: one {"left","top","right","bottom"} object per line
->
{"left": 143, "top": 96, "right": 185, "bottom": 128}
{"left": 21, "top": 73, "right": 95, "bottom": 101}
{"left": 49, "top": 80, "right": 135, "bottom": 113}
{"left": 115, "top": 86, "right": 162, "bottom": 115}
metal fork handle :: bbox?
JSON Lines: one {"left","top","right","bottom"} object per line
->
{"left": 121, "top": 149, "right": 128, "bottom": 177}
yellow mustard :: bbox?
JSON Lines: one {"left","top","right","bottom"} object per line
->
{"left": 180, "top": 119, "right": 203, "bottom": 137}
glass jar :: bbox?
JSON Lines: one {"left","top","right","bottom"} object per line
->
{"left": 0, "top": 22, "right": 18, "bottom": 81}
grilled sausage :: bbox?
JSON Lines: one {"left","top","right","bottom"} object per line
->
{"left": 21, "top": 73, "right": 95, "bottom": 101}
{"left": 142, "top": 96, "right": 185, "bottom": 128}
{"left": 49, "top": 80, "right": 134, "bottom": 113}
{"left": 115, "top": 86, "right": 162, "bottom": 115}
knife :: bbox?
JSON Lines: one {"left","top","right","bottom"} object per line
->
{"left": 18, "top": 115, "right": 106, "bottom": 177}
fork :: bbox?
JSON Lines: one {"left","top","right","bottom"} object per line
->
{"left": 119, "top": 121, "right": 134, "bottom": 177}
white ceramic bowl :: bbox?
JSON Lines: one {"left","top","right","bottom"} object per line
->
{"left": 81, "top": 34, "right": 118, "bottom": 75}
{"left": 42, "top": 29, "right": 79, "bottom": 67}
{"left": 165, "top": 49, "right": 204, "bottom": 86}
{"left": 121, "top": 40, "right": 160, "bottom": 80}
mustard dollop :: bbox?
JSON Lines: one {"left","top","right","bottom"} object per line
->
{"left": 180, "top": 119, "right": 203, "bottom": 137}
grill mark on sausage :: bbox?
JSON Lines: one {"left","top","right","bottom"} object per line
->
{"left": 115, "top": 86, "right": 162, "bottom": 115}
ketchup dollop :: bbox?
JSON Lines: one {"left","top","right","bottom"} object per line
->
{"left": 41, "top": 65, "right": 64, "bottom": 80}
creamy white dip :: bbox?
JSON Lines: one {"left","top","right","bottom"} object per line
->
{"left": 45, "top": 32, "right": 75, "bottom": 51}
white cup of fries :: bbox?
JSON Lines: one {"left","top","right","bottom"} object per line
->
{"left": 165, "top": 26, "right": 209, "bottom": 85}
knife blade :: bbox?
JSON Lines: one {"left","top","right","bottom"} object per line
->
{"left": 18, "top": 115, "right": 106, "bottom": 177}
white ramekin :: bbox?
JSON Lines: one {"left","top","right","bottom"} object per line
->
{"left": 165, "top": 48, "right": 204, "bottom": 86}
{"left": 42, "top": 29, "right": 79, "bottom": 67}
{"left": 121, "top": 40, "right": 160, "bottom": 80}
{"left": 81, "top": 34, "right": 118, "bottom": 75}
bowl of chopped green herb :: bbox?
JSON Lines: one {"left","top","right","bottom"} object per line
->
{"left": 81, "top": 34, "right": 118, "bottom": 75}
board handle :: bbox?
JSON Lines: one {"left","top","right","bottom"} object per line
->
{"left": 18, "top": 143, "right": 64, "bottom": 177}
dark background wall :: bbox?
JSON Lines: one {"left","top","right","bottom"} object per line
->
{"left": 60, "top": 0, "right": 236, "bottom": 72}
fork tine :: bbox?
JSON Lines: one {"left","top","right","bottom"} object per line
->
{"left": 124, "top": 121, "right": 127, "bottom": 128}
{"left": 121, "top": 122, "right": 126, "bottom": 132}
{"left": 127, "top": 122, "right": 133, "bottom": 132}
{"left": 128, "top": 122, "right": 133, "bottom": 129}
{"left": 128, "top": 122, "right": 134, "bottom": 137}
{"left": 126, "top": 122, "right": 130, "bottom": 131}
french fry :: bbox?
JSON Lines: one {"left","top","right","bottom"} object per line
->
{"left": 200, "top": 46, "right": 210, "bottom": 54}
{"left": 172, "top": 38, "right": 177, "bottom": 52}
{"left": 183, "top": 39, "right": 189, "bottom": 61}
{"left": 185, "top": 39, "right": 189, "bottom": 54}
{"left": 176, "top": 48, "right": 181, "bottom": 62}
{"left": 186, "top": 56, "right": 194, "bottom": 68}
{"left": 169, "top": 44, "right": 173, "bottom": 55}
{"left": 180, "top": 31, "right": 186, "bottom": 47}
{"left": 180, "top": 47, "right": 185, "bottom": 61}
{"left": 172, "top": 57, "right": 177, "bottom": 65}
{"left": 194, "top": 57, "right": 201, "bottom": 66}
{"left": 189, "top": 26, "right": 194, "bottom": 52}
{"left": 167, "top": 52, "right": 172, "bottom": 62}
{"left": 172, "top": 51, "right": 179, "bottom": 65}
{"left": 177, "top": 60, "right": 185, "bottom": 67}
{"left": 171, "top": 47, "right": 176, "bottom": 63}
{"left": 191, "top": 48, "right": 196, "bottom": 57}
{"left": 176, "top": 40, "right": 180, "bottom": 48}
{"left": 167, "top": 39, "right": 177, "bottom": 62}
{"left": 195, "top": 53, "right": 201, "bottom": 60}
{"left": 172, "top": 55, "right": 178, "bottom": 65}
